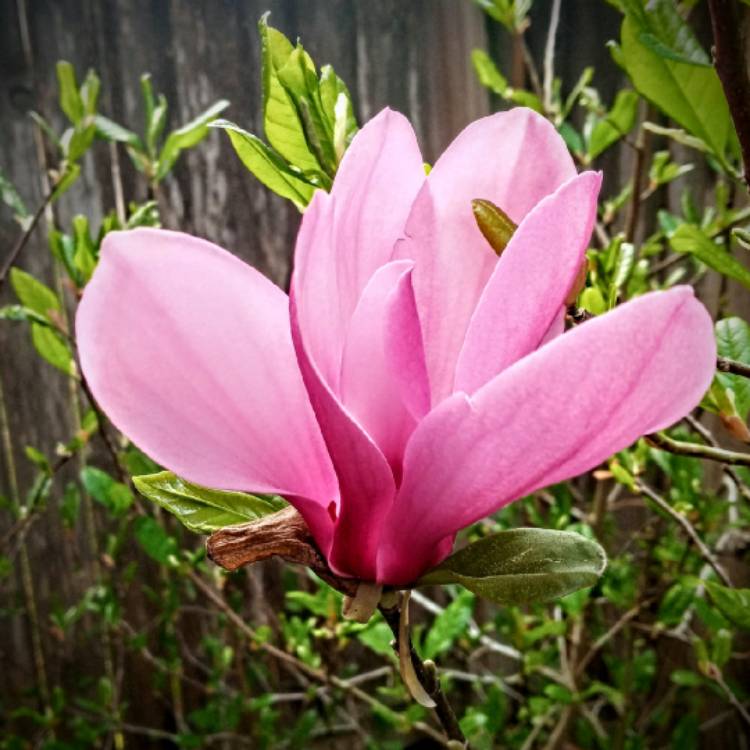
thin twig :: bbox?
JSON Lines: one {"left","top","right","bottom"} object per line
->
{"left": 708, "top": 0, "right": 750, "bottom": 189}
{"left": 637, "top": 481, "right": 732, "bottom": 586}
{"left": 542, "top": 0, "right": 562, "bottom": 115}
{"left": 379, "top": 602, "right": 467, "bottom": 746}
{"left": 717, "top": 356, "right": 750, "bottom": 379}
{"left": 710, "top": 665, "right": 750, "bottom": 729}
{"left": 0, "top": 191, "right": 53, "bottom": 291}
{"left": 574, "top": 601, "right": 649, "bottom": 680}
{"left": 684, "top": 415, "right": 750, "bottom": 501}
{"left": 646, "top": 431, "right": 750, "bottom": 468}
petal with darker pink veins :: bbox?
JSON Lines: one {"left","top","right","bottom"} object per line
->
{"left": 377, "top": 287, "right": 715, "bottom": 584}
{"left": 455, "top": 171, "right": 601, "bottom": 393}
{"left": 76, "top": 228, "right": 339, "bottom": 548}
{"left": 398, "top": 108, "right": 578, "bottom": 404}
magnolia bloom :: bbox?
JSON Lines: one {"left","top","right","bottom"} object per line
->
{"left": 77, "top": 107, "right": 715, "bottom": 585}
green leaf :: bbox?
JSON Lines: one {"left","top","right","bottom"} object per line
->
{"left": 0, "top": 167, "right": 30, "bottom": 226}
{"left": 276, "top": 46, "right": 337, "bottom": 175}
{"left": 670, "top": 224, "right": 750, "bottom": 290}
{"left": 94, "top": 116, "right": 143, "bottom": 149}
{"left": 72, "top": 215, "right": 97, "bottom": 282}
{"left": 418, "top": 528, "right": 607, "bottom": 605}
{"left": 617, "top": 3, "right": 735, "bottom": 158}
{"left": 579, "top": 286, "right": 607, "bottom": 315}
{"left": 9, "top": 268, "right": 60, "bottom": 316}
{"left": 51, "top": 162, "right": 81, "bottom": 202}
{"left": 259, "top": 16, "right": 322, "bottom": 175}
{"left": 132, "top": 471, "right": 287, "bottom": 534}
{"left": 81, "top": 467, "right": 133, "bottom": 516}
{"left": 31, "top": 325, "right": 73, "bottom": 374}
{"left": 56, "top": 61, "right": 84, "bottom": 124}
{"left": 705, "top": 582, "right": 750, "bottom": 630}
{"left": 715, "top": 317, "right": 750, "bottom": 419}
{"left": 133, "top": 516, "right": 178, "bottom": 564}
{"left": 79, "top": 69, "right": 100, "bottom": 116}
{"left": 156, "top": 99, "right": 230, "bottom": 180}
{"left": 422, "top": 590, "right": 475, "bottom": 660}
{"left": 0, "top": 304, "right": 50, "bottom": 327}
{"left": 213, "top": 119, "right": 316, "bottom": 210}
{"left": 318, "top": 65, "right": 358, "bottom": 163}
{"left": 587, "top": 89, "right": 639, "bottom": 159}
{"left": 471, "top": 49, "right": 509, "bottom": 96}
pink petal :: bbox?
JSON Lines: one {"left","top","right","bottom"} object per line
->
{"left": 398, "top": 108, "right": 578, "bottom": 404}
{"left": 76, "top": 228, "right": 338, "bottom": 547}
{"left": 290, "top": 288, "right": 396, "bottom": 581}
{"left": 292, "top": 109, "right": 424, "bottom": 391}
{"left": 377, "top": 287, "right": 715, "bottom": 584}
{"left": 339, "top": 261, "right": 427, "bottom": 478}
{"left": 455, "top": 172, "right": 601, "bottom": 393}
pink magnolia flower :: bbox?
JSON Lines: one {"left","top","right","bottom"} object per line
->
{"left": 77, "top": 108, "right": 716, "bottom": 585}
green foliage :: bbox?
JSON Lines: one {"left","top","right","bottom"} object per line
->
{"left": 614, "top": 0, "right": 736, "bottom": 159}
{"left": 419, "top": 528, "right": 607, "bottom": 604}
{"left": 705, "top": 582, "right": 750, "bottom": 630}
{"left": 133, "top": 471, "right": 287, "bottom": 534}
{"left": 214, "top": 15, "right": 358, "bottom": 209}
{"left": 670, "top": 224, "right": 750, "bottom": 291}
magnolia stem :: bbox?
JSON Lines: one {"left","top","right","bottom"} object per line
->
{"left": 379, "top": 601, "right": 467, "bottom": 746}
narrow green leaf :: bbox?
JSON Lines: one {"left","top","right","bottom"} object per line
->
{"left": 81, "top": 467, "right": 133, "bottom": 516}
{"left": 471, "top": 49, "right": 509, "bottom": 96}
{"left": 670, "top": 225, "right": 750, "bottom": 290}
{"left": 94, "top": 115, "right": 143, "bottom": 149}
{"left": 318, "top": 65, "right": 357, "bottom": 163}
{"left": 31, "top": 325, "right": 73, "bottom": 375}
{"left": 705, "top": 581, "right": 750, "bottom": 630}
{"left": 587, "top": 89, "right": 639, "bottom": 159}
{"left": 72, "top": 215, "right": 97, "bottom": 282}
{"left": 259, "top": 16, "right": 321, "bottom": 174}
{"left": 418, "top": 528, "right": 607, "bottom": 605}
{"left": 276, "top": 46, "right": 337, "bottom": 175}
{"left": 146, "top": 94, "right": 168, "bottom": 158}
{"left": 0, "top": 304, "right": 51, "bottom": 327}
{"left": 9, "top": 268, "right": 60, "bottom": 316}
{"left": 51, "top": 163, "right": 81, "bottom": 202}
{"left": 67, "top": 123, "right": 96, "bottom": 162}
{"left": 213, "top": 119, "right": 316, "bottom": 209}
{"left": 0, "top": 168, "right": 30, "bottom": 225}
{"left": 29, "top": 111, "right": 63, "bottom": 152}
{"left": 79, "top": 69, "right": 100, "bottom": 116}
{"left": 132, "top": 471, "right": 287, "bottom": 534}
{"left": 56, "top": 61, "right": 84, "bottom": 124}
{"left": 715, "top": 317, "right": 750, "bottom": 419}
{"left": 134, "top": 516, "right": 178, "bottom": 564}
{"left": 156, "top": 99, "right": 230, "bottom": 180}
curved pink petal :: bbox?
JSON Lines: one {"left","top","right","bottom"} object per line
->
{"left": 292, "top": 108, "right": 424, "bottom": 391}
{"left": 397, "top": 108, "right": 578, "bottom": 404}
{"left": 339, "top": 261, "right": 427, "bottom": 479}
{"left": 289, "top": 288, "right": 396, "bottom": 581}
{"left": 377, "top": 287, "right": 715, "bottom": 584}
{"left": 77, "top": 228, "right": 338, "bottom": 546}
{"left": 455, "top": 171, "right": 601, "bottom": 393}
